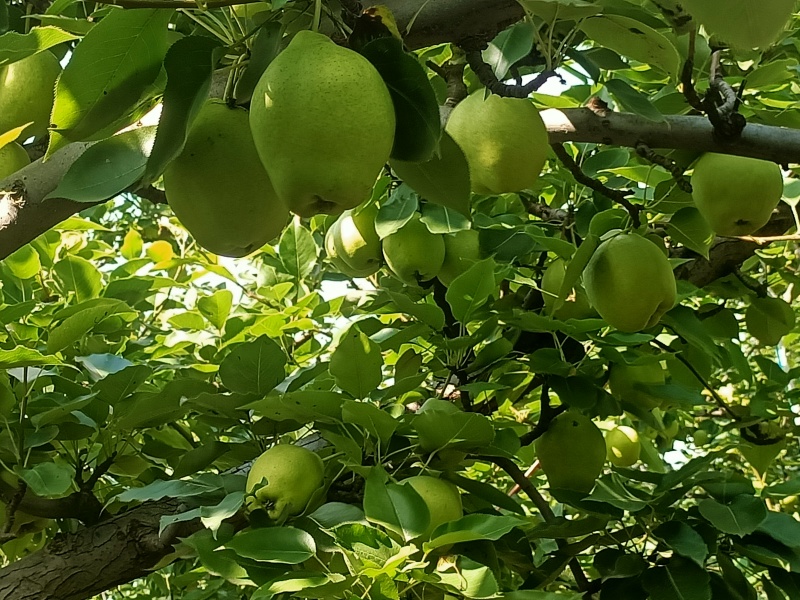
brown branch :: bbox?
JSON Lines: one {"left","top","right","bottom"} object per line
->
{"left": 522, "top": 197, "right": 569, "bottom": 222}
{"left": 704, "top": 50, "right": 746, "bottom": 141}
{"left": 552, "top": 143, "right": 641, "bottom": 227}
{"left": 519, "top": 382, "right": 565, "bottom": 446}
{"left": 635, "top": 142, "right": 693, "bottom": 193}
{"left": 680, "top": 28, "right": 705, "bottom": 111}
{"left": 135, "top": 186, "right": 168, "bottom": 206}
{"left": 464, "top": 49, "right": 557, "bottom": 98}
{"left": 426, "top": 60, "right": 467, "bottom": 107}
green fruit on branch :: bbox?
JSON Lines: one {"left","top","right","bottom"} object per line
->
{"left": 246, "top": 444, "right": 325, "bottom": 522}
{"left": 583, "top": 233, "right": 677, "bottom": 332}
{"left": 324, "top": 219, "right": 378, "bottom": 277}
{"left": 681, "top": 0, "right": 795, "bottom": 49}
{"left": 382, "top": 213, "right": 445, "bottom": 284}
{"left": 400, "top": 475, "right": 463, "bottom": 539}
{"left": 536, "top": 410, "right": 606, "bottom": 493}
{"left": 692, "top": 429, "right": 710, "bottom": 446}
{"left": 0, "top": 51, "right": 62, "bottom": 140}
{"left": 608, "top": 360, "right": 667, "bottom": 410}
{"left": 249, "top": 30, "right": 396, "bottom": 217}
{"left": 437, "top": 229, "right": 481, "bottom": 286}
{"left": 232, "top": 1, "right": 270, "bottom": 22}
{"left": 605, "top": 425, "right": 641, "bottom": 467}
{"left": 746, "top": 296, "right": 796, "bottom": 346}
{"left": 163, "top": 100, "right": 289, "bottom": 258}
{"left": 0, "top": 142, "right": 30, "bottom": 180}
{"left": 445, "top": 90, "right": 549, "bottom": 195}
{"left": 691, "top": 153, "right": 783, "bottom": 236}
{"left": 541, "top": 257, "right": 595, "bottom": 320}
{"left": 332, "top": 203, "right": 382, "bottom": 276}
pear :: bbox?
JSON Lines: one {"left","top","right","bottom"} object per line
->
{"left": 445, "top": 90, "right": 549, "bottom": 195}
{"left": 399, "top": 476, "right": 463, "bottom": 539}
{"left": 536, "top": 410, "right": 606, "bottom": 493}
{"left": 0, "top": 51, "right": 62, "bottom": 140}
{"left": 333, "top": 203, "right": 382, "bottom": 275}
{"left": 249, "top": 30, "right": 396, "bottom": 217}
{"left": 163, "top": 100, "right": 289, "bottom": 258}
{"left": 681, "top": 0, "right": 795, "bottom": 49}
{"left": 608, "top": 361, "right": 666, "bottom": 410}
{"left": 437, "top": 229, "right": 481, "bottom": 286}
{"left": 541, "top": 258, "right": 594, "bottom": 320}
{"left": 583, "top": 233, "right": 677, "bottom": 332}
{"left": 605, "top": 425, "right": 641, "bottom": 467}
{"left": 691, "top": 153, "right": 783, "bottom": 236}
{"left": 383, "top": 213, "right": 445, "bottom": 284}
{"left": 0, "top": 142, "right": 30, "bottom": 179}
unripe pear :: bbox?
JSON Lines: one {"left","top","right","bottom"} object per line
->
{"left": 536, "top": 410, "right": 606, "bottom": 493}
{"left": 605, "top": 425, "right": 641, "bottom": 467}
{"left": 246, "top": 444, "right": 325, "bottom": 521}
{"left": 0, "top": 51, "right": 62, "bottom": 140}
{"left": 437, "top": 229, "right": 481, "bottom": 286}
{"left": 163, "top": 100, "right": 289, "bottom": 258}
{"left": 249, "top": 31, "right": 396, "bottom": 217}
{"left": 0, "top": 142, "right": 30, "bottom": 179}
{"left": 608, "top": 361, "right": 666, "bottom": 410}
{"left": 333, "top": 203, "right": 382, "bottom": 276}
{"left": 400, "top": 475, "right": 463, "bottom": 539}
{"left": 681, "top": 0, "right": 795, "bottom": 49}
{"left": 325, "top": 219, "right": 376, "bottom": 277}
{"left": 583, "top": 233, "right": 677, "bottom": 332}
{"left": 691, "top": 153, "right": 783, "bottom": 237}
{"left": 541, "top": 258, "right": 594, "bottom": 320}
{"left": 232, "top": 0, "right": 270, "bottom": 22}
{"left": 445, "top": 90, "right": 549, "bottom": 195}
{"left": 382, "top": 214, "right": 445, "bottom": 284}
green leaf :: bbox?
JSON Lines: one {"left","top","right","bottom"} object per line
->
{"left": 483, "top": 21, "right": 534, "bottom": 80}
{"left": 756, "top": 511, "right": 800, "bottom": 549}
{"left": 413, "top": 411, "right": 495, "bottom": 452}
{"left": 390, "top": 131, "right": 471, "bottom": 216}
{"left": 279, "top": 219, "right": 317, "bottom": 279}
{"left": 330, "top": 324, "right": 383, "bottom": 398}
{"left": 446, "top": 258, "right": 496, "bottom": 322}
{"left": 22, "top": 462, "right": 75, "bottom": 496}
{"left": 48, "top": 8, "right": 172, "bottom": 155}
{"left": 698, "top": 495, "right": 768, "bottom": 536}
{"left": 0, "top": 347, "right": 61, "bottom": 369}
{"left": 363, "top": 467, "right": 429, "bottom": 540}
{"left": 197, "top": 289, "right": 233, "bottom": 330}
{"left": 517, "top": 0, "right": 600, "bottom": 22}
{"left": 0, "top": 26, "right": 77, "bottom": 65}
{"left": 47, "top": 298, "right": 135, "bottom": 353}
{"left": 116, "top": 474, "right": 236, "bottom": 502}
{"left": 605, "top": 78, "right": 665, "bottom": 123}
{"left": 419, "top": 202, "right": 471, "bottom": 234}
{"left": 667, "top": 207, "right": 714, "bottom": 259}
{"left": 53, "top": 255, "right": 103, "bottom": 301}
{"left": 4, "top": 244, "right": 41, "bottom": 279}
{"left": 252, "top": 574, "right": 348, "bottom": 600}
{"left": 438, "top": 557, "right": 499, "bottom": 599}
{"left": 234, "top": 22, "right": 283, "bottom": 104}
{"left": 219, "top": 335, "right": 288, "bottom": 395}
{"left": 94, "top": 364, "right": 153, "bottom": 404}
{"left": 653, "top": 521, "right": 709, "bottom": 567}
{"left": 375, "top": 183, "right": 418, "bottom": 239}
{"left": 580, "top": 14, "right": 680, "bottom": 78}
{"left": 358, "top": 36, "right": 441, "bottom": 162}
{"left": 342, "top": 400, "right": 397, "bottom": 446}
{"left": 142, "top": 35, "right": 222, "bottom": 186}
{"left": 641, "top": 558, "right": 711, "bottom": 600}
{"left": 386, "top": 291, "right": 445, "bottom": 330}
{"left": 425, "top": 514, "right": 526, "bottom": 551}
{"left": 244, "top": 390, "right": 345, "bottom": 424}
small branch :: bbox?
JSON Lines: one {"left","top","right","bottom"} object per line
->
{"left": 464, "top": 49, "right": 557, "bottom": 98}
{"left": 735, "top": 233, "right": 800, "bottom": 244}
{"left": 135, "top": 186, "right": 168, "bottom": 206}
{"left": 551, "top": 143, "right": 641, "bottom": 227}
{"left": 680, "top": 28, "right": 705, "bottom": 111}
{"left": 521, "top": 196, "right": 569, "bottom": 222}
{"left": 426, "top": 60, "right": 467, "bottom": 107}
{"left": 634, "top": 142, "right": 693, "bottom": 193}
{"left": 651, "top": 339, "right": 739, "bottom": 420}
{"left": 519, "top": 382, "right": 566, "bottom": 446}
{"left": 96, "top": 0, "right": 261, "bottom": 7}
{"left": 704, "top": 50, "right": 746, "bottom": 141}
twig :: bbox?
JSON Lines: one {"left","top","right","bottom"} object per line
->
{"left": 521, "top": 196, "right": 569, "bottom": 222}
{"left": 464, "top": 49, "right": 557, "bottom": 98}
{"left": 96, "top": 0, "right": 260, "bottom": 7}
{"left": 551, "top": 143, "right": 641, "bottom": 227}
{"left": 651, "top": 339, "right": 739, "bottom": 420}
{"left": 680, "top": 28, "right": 705, "bottom": 111}
{"left": 426, "top": 60, "right": 467, "bottom": 107}
{"left": 634, "top": 142, "right": 693, "bottom": 193}
{"left": 704, "top": 50, "right": 746, "bottom": 141}
{"left": 519, "top": 382, "right": 565, "bottom": 446}
{"left": 735, "top": 233, "right": 800, "bottom": 244}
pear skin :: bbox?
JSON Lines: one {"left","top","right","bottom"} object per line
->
{"left": 0, "top": 51, "right": 62, "bottom": 140}
{"left": 382, "top": 213, "right": 445, "bottom": 284}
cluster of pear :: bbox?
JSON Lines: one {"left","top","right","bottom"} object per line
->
{"left": 0, "top": 51, "right": 62, "bottom": 179}
{"left": 325, "top": 207, "right": 482, "bottom": 286}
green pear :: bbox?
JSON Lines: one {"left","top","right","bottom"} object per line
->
{"left": 746, "top": 297, "right": 795, "bottom": 346}
{"left": 541, "top": 258, "right": 594, "bottom": 320}
{"left": 325, "top": 216, "right": 380, "bottom": 278}
{"left": 536, "top": 410, "right": 606, "bottom": 493}
{"left": 382, "top": 213, "right": 445, "bottom": 284}
{"left": 583, "top": 233, "right": 677, "bottom": 332}
{"left": 0, "top": 51, "right": 62, "bottom": 140}
{"left": 605, "top": 425, "right": 641, "bottom": 467}
{"left": 437, "top": 229, "right": 481, "bottom": 286}
{"left": 333, "top": 203, "right": 382, "bottom": 275}
{"left": 249, "top": 30, "right": 395, "bottom": 217}
{"left": 691, "top": 153, "right": 783, "bottom": 236}
{"left": 681, "top": 0, "right": 795, "bottom": 49}
{"left": 0, "top": 142, "right": 30, "bottom": 179}
{"left": 232, "top": 0, "right": 270, "bottom": 22}
{"left": 608, "top": 361, "right": 666, "bottom": 410}
{"left": 163, "top": 100, "right": 289, "bottom": 258}
{"left": 445, "top": 90, "right": 549, "bottom": 195}
{"left": 400, "top": 476, "right": 463, "bottom": 539}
